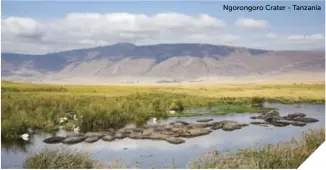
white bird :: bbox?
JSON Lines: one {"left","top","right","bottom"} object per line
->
{"left": 168, "top": 110, "right": 176, "bottom": 114}
{"left": 21, "top": 133, "right": 29, "bottom": 141}
{"left": 73, "top": 114, "right": 77, "bottom": 120}
{"left": 152, "top": 118, "right": 157, "bottom": 124}
{"left": 72, "top": 125, "right": 80, "bottom": 133}
{"left": 59, "top": 117, "right": 68, "bottom": 124}
{"left": 59, "top": 119, "right": 65, "bottom": 124}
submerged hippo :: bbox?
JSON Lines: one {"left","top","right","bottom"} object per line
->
{"left": 85, "top": 137, "right": 100, "bottom": 143}
{"left": 43, "top": 136, "right": 66, "bottom": 144}
{"left": 62, "top": 136, "right": 86, "bottom": 144}
{"left": 294, "top": 117, "right": 319, "bottom": 123}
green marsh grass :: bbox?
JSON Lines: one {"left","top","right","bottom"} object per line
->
{"left": 23, "top": 148, "right": 99, "bottom": 169}
{"left": 1, "top": 81, "right": 324, "bottom": 140}
{"left": 188, "top": 128, "right": 325, "bottom": 169}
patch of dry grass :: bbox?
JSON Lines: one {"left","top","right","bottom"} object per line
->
{"left": 2, "top": 81, "right": 324, "bottom": 100}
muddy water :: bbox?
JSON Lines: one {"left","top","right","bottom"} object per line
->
{"left": 1, "top": 103, "right": 325, "bottom": 168}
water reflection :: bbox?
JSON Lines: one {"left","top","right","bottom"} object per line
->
{"left": 1, "top": 139, "right": 32, "bottom": 153}
{"left": 1, "top": 103, "right": 325, "bottom": 169}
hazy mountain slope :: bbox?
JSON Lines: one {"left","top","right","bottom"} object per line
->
{"left": 1, "top": 43, "right": 324, "bottom": 83}
{"left": 96, "top": 58, "right": 156, "bottom": 77}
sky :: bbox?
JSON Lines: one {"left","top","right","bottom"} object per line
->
{"left": 1, "top": 0, "right": 325, "bottom": 54}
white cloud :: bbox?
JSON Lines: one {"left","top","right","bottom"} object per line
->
{"left": 287, "top": 34, "right": 325, "bottom": 41}
{"left": 260, "top": 33, "right": 325, "bottom": 50}
{"left": 266, "top": 33, "right": 278, "bottom": 38}
{"left": 1, "top": 13, "right": 232, "bottom": 54}
{"left": 1, "top": 13, "right": 324, "bottom": 53}
{"left": 287, "top": 35, "right": 306, "bottom": 40}
{"left": 1, "top": 17, "right": 42, "bottom": 37}
{"left": 235, "top": 18, "right": 269, "bottom": 29}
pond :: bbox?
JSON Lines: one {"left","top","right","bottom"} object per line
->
{"left": 1, "top": 103, "right": 325, "bottom": 168}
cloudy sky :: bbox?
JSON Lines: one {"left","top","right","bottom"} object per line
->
{"left": 1, "top": 0, "right": 325, "bottom": 54}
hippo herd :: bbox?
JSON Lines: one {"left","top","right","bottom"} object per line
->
{"left": 42, "top": 110, "right": 319, "bottom": 145}
{"left": 249, "top": 110, "right": 319, "bottom": 127}
{"left": 43, "top": 120, "right": 249, "bottom": 145}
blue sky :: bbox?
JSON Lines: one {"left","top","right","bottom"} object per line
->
{"left": 1, "top": 0, "right": 325, "bottom": 54}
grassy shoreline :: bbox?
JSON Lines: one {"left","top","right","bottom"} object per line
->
{"left": 1, "top": 81, "right": 324, "bottom": 140}
{"left": 188, "top": 128, "right": 325, "bottom": 169}
{"left": 23, "top": 128, "right": 325, "bottom": 169}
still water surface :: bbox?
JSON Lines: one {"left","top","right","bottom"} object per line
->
{"left": 1, "top": 103, "right": 325, "bottom": 168}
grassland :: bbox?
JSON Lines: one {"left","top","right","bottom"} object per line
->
{"left": 23, "top": 128, "right": 325, "bottom": 169}
{"left": 188, "top": 128, "right": 325, "bottom": 169}
{"left": 1, "top": 80, "right": 324, "bottom": 140}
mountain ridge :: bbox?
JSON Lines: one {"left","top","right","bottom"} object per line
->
{"left": 1, "top": 43, "right": 325, "bottom": 84}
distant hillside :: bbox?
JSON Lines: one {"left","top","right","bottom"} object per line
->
{"left": 1, "top": 43, "right": 325, "bottom": 84}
